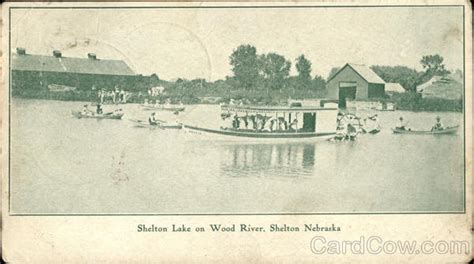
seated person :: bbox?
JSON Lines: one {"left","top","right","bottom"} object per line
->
{"left": 114, "top": 108, "right": 123, "bottom": 115}
{"left": 432, "top": 116, "right": 445, "bottom": 131}
{"left": 148, "top": 112, "right": 158, "bottom": 125}
{"left": 396, "top": 117, "right": 408, "bottom": 130}
{"left": 82, "top": 104, "right": 92, "bottom": 115}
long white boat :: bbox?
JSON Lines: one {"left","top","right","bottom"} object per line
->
{"left": 140, "top": 104, "right": 186, "bottom": 112}
{"left": 183, "top": 103, "right": 339, "bottom": 142}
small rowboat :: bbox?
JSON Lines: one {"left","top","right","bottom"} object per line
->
{"left": 129, "top": 119, "right": 182, "bottom": 129}
{"left": 391, "top": 125, "right": 459, "bottom": 135}
{"left": 140, "top": 104, "right": 186, "bottom": 112}
{"left": 71, "top": 111, "right": 124, "bottom": 120}
{"left": 368, "top": 128, "right": 381, "bottom": 134}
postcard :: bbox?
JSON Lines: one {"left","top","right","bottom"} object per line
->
{"left": 2, "top": 1, "right": 472, "bottom": 262}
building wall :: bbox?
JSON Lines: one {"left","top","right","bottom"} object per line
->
{"left": 327, "top": 66, "right": 369, "bottom": 100}
{"left": 368, "top": 83, "right": 385, "bottom": 98}
{"left": 12, "top": 70, "right": 139, "bottom": 92}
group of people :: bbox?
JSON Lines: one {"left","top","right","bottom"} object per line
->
{"left": 143, "top": 98, "right": 182, "bottom": 106}
{"left": 336, "top": 113, "right": 381, "bottom": 138}
{"left": 395, "top": 116, "right": 445, "bottom": 131}
{"left": 148, "top": 86, "right": 165, "bottom": 97}
{"left": 221, "top": 113, "right": 299, "bottom": 132}
{"left": 96, "top": 86, "right": 130, "bottom": 104}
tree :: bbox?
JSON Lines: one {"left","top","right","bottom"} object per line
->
{"left": 260, "top": 52, "right": 291, "bottom": 90}
{"left": 327, "top": 67, "right": 340, "bottom": 81}
{"left": 149, "top": 73, "right": 160, "bottom": 86}
{"left": 295, "top": 55, "right": 312, "bottom": 90}
{"left": 371, "top": 65, "right": 421, "bottom": 91}
{"left": 229, "top": 44, "right": 261, "bottom": 89}
{"left": 312, "top": 75, "right": 326, "bottom": 90}
{"left": 295, "top": 55, "right": 312, "bottom": 81}
{"left": 420, "top": 54, "right": 450, "bottom": 77}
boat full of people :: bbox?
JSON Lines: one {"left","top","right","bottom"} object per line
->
{"left": 72, "top": 104, "right": 124, "bottom": 119}
{"left": 140, "top": 99, "right": 186, "bottom": 112}
{"left": 183, "top": 103, "right": 339, "bottom": 142}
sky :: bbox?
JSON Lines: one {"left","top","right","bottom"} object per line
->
{"left": 10, "top": 6, "right": 464, "bottom": 81}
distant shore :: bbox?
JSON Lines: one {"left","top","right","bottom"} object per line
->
{"left": 11, "top": 89, "right": 463, "bottom": 112}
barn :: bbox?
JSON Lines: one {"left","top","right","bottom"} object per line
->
{"left": 327, "top": 63, "right": 386, "bottom": 107}
{"left": 11, "top": 48, "right": 138, "bottom": 94}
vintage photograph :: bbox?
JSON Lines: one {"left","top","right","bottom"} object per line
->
{"left": 7, "top": 5, "right": 465, "bottom": 215}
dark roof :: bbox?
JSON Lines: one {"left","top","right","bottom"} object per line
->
{"left": 328, "top": 63, "right": 385, "bottom": 84}
{"left": 12, "top": 53, "right": 136, "bottom": 76}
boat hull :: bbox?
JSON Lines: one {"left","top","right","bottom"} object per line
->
{"left": 140, "top": 105, "right": 186, "bottom": 112}
{"left": 183, "top": 125, "right": 335, "bottom": 142}
{"left": 71, "top": 111, "right": 123, "bottom": 120}
{"left": 392, "top": 126, "right": 459, "bottom": 135}
{"left": 129, "top": 119, "right": 182, "bottom": 129}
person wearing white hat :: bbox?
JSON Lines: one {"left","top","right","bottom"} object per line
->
{"left": 432, "top": 116, "right": 445, "bottom": 131}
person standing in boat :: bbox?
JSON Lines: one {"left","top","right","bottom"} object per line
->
{"left": 149, "top": 112, "right": 158, "bottom": 126}
{"left": 96, "top": 103, "right": 103, "bottom": 114}
{"left": 431, "top": 116, "right": 445, "bottom": 131}
{"left": 396, "top": 116, "right": 408, "bottom": 130}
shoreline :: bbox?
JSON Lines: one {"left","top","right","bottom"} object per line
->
{"left": 10, "top": 95, "right": 464, "bottom": 113}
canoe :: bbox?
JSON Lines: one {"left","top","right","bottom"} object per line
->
{"left": 391, "top": 126, "right": 459, "bottom": 135}
{"left": 71, "top": 111, "right": 123, "bottom": 120}
{"left": 129, "top": 119, "right": 182, "bottom": 129}
{"left": 129, "top": 119, "right": 161, "bottom": 128}
{"left": 140, "top": 105, "right": 186, "bottom": 112}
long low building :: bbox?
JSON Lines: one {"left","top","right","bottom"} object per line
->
{"left": 11, "top": 48, "right": 138, "bottom": 93}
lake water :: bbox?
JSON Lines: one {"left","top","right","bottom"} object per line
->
{"left": 10, "top": 99, "right": 465, "bottom": 214}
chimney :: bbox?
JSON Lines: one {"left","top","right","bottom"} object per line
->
{"left": 87, "top": 53, "right": 97, "bottom": 60}
{"left": 16, "top": 47, "right": 26, "bottom": 55}
{"left": 53, "top": 50, "right": 62, "bottom": 58}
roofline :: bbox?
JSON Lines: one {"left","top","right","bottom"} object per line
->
{"left": 12, "top": 68, "right": 137, "bottom": 76}
{"left": 11, "top": 52, "right": 128, "bottom": 63}
{"left": 327, "top": 63, "right": 385, "bottom": 84}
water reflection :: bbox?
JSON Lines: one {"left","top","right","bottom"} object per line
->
{"left": 220, "top": 144, "right": 316, "bottom": 178}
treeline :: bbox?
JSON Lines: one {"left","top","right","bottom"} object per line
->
{"left": 160, "top": 44, "right": 327, "bottom": 104}
{"left": 142, "top": 51, "right": 462, "bottom": 109}
{"left": 371, "top": 54, "right": 453, "bottom": 91}
{"left": 228, "top": 45, "right": 326, "bottom": 92}
{"left": 13, "top": 42, "right": 462, "bottom": 111}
